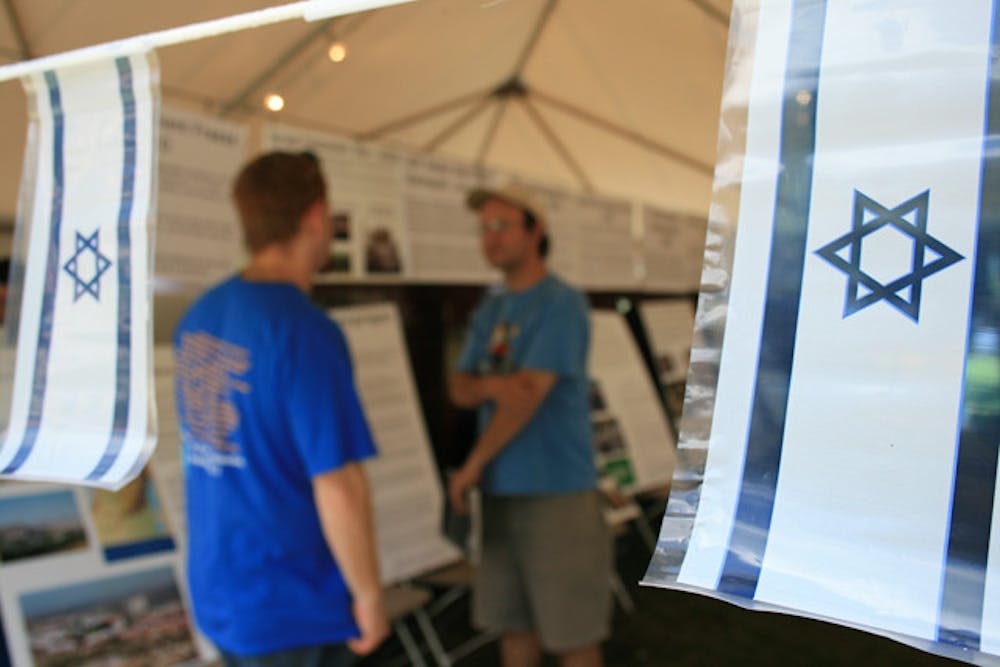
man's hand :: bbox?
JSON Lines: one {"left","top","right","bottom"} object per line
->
{"left": 448, "top": 461, "right": 482, "bottom": 515}
{"left": 348, "top": 593, "right": 389, "bottom": 655}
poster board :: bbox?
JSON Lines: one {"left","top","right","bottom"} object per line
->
{"left": 156, "top": 106, "right": 247, "bottom": 291}
{"left": 589, "top": 310, "right": 676, "bottom": 495}
{"left": 262, "top": 125, "right": 409, "bottom": 281}
{"left": 638, "top": 299, "right": 697, "bottom": 421}
{"left": 640, "top": 205, "right": 707, "bottom": 293}
{"left": 329, "top": 303, "right": 462, "bottom": 584}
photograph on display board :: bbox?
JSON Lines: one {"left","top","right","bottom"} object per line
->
{"left": 19, "top": 565, "right": 197, "bottom": 667}
{"left": 0, "top": 490, "right": 88, "bottom": 563}
{"left": 364, "top": 226, "right": 403, "bottom": 274}
{"left": 87, "top": 469, "right": 175, "bottom": 562}
{"left": 589, "top": 380, "right": 636, "bottom": 497}
{"left": 321, "top": 210, "right": 352, "bottom": 273}
{"left": 654, "top": 347, "right": 691, "bottom": 422}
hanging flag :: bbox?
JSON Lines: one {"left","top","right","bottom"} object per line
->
{"left": 645, "top": 0, "right": 1000, "bottom": 664}
{"left": 0, "top": 53, "right": 159, "bottom": 490}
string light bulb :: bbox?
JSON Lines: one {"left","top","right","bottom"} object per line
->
{"left": 328, "top": 41, "right": 348, "bottom": 63}
{"left": 264, "top": 93, "right": 285, "bottom": 112}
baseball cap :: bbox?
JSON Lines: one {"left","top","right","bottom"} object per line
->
{"left": 466, "top": 182, "right": 546, "bottom": 224}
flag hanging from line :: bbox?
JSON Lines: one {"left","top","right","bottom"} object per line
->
{"left": 645, "top": 0, "right": 1000, "bottom": 664}
{"left": 0, "top": 53, "right": 159, "bottom": 490}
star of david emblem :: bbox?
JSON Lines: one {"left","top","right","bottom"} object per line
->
{"left": 62, "top": 229, "right": 113, "bottom": 302}
{"left": 814, "top": 190, "right": 963, "bottom": 323}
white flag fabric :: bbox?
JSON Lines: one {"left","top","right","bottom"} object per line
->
{"left": 0, "top": 54, "right": 159, "bottom": 490}
{"left": 645, "top": 1, "right": 1000, "bottom": 664}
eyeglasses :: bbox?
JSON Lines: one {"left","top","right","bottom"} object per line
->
{"left": 481, "top": 218, "right": 514, "bottom": 234}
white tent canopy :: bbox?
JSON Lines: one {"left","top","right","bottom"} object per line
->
{"left": 0, "top": 0, "right": 730, "bottom": 227}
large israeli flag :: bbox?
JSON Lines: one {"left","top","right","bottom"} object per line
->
{"left": 0, "top": 54, "right": 159, "bottom": 490}
{"left": 646, "top": 0, "right": 1000, "bottom": 663}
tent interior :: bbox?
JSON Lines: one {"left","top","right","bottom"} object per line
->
{"left": 0, "top": 0, "right": 731, "bottom": 253}
{"left": 0, "top": 5, "right": 984, "bottom": 667}
{"left": 0, "top": 3, "right": 733, "bottom": 663}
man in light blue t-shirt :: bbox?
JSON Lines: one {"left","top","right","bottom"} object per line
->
{"left": 174, "top": 152, "right": 388, "bottom": 666}
{"left": 450, "top": 184, "right": 611, "bottom": 667}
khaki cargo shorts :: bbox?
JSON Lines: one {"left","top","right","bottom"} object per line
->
{"left": 473, "top": 489, "right": 612, "bottom": 653}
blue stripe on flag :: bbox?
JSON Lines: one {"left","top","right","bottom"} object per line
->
{"left": 87, "top": 56, "right": 136, "bottom": 481}
{"left": 2, "top": 71, "right": 65, "bottom": 474}
{"left": 937, "top": 2, "right": 1000, "bottom": 649}
{"left": 716, "top": 0, "right": 828, "bottom": 598}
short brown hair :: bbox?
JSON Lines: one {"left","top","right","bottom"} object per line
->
{"left": 232, "top": 152, "right": 326, "bottom": 253}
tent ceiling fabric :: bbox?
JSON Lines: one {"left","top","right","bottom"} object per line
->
{"left": 0, "top": 0, "right": 730, "bottom": 220}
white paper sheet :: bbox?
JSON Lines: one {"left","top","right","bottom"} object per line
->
{"left": 155, "top": 106, "right": 247, "bottom": 291}
{"left": 589, "top": 310, "right": 675, "bottom": 493}
{"left": 640, "top": 206, "right": 707, "bottom": 293}
{"left": 329, "top": 303, "right": 461, "bottom": 584}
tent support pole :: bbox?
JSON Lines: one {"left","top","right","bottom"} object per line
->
{"left": 476, "top": 99, "right": 507, "bottom": 166}
{"left": 520, "top": 97, "right": 593, "bottom": 193}
{"left": 510, "top": 0, "right": 558, "bottom": 78}
{"left": 220, "top": 18, "right": 337, "bottom": 116}
{"left": 0, "top": 0, "right": 415, "bottom": 84}
{"left": 361, "top": 87, "right": 492, "bottom": 140}
{"left": 686, "top": 0, "right": 729, "bottom": 27}
{"left": 532, "top": 90, "right": 714, "bottom": 176}
{"left": 1, "top": 0, "right": 31, "bottom": 60}
{"left": 421, "top": 95, "right": 493, "bottom": 153}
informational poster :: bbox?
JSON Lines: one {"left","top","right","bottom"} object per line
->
{"left": 263, "top": 125, "right": 408, "bottom": 280}
{"left": 156, "top": 106, "right": 247, "bottom": 290}
{"left": 519, "top": 182, "right": 636, "bottom": 290}
{"left": 329, "top": 303, "right": 462, "bottom": 583}
{"left": 640, "top": 206, "right": 707, "bottom": 293}
{"left": 403, "top": 154, "right": 498, "bottom": 284}
{"left": 645, "top": 2, "right": 1000, "bottom": 666}
{"left": 252, "top": 121, "right": 664, "bottom": 290}
{"left": 567, "top": 194, "right": 636, "bottom": 291}
{"left": 638, "top": 299, "right": 697, "bottom": 421}
{"left": 588, "top": 310, "right": 676, "bottom": 494}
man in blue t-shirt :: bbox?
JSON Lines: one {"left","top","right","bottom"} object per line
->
{"left": 449, "top": 184, "right": 611, "bottom": 667}
{"left": 174, "top": 152, "right": 388, "bottom": 666}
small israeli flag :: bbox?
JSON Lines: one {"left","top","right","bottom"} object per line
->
{"left": 646, "top": 0, "right": 1000, "bottom": 664}
{"left": 0, "top": 53, "right": 159, "bottom": 489}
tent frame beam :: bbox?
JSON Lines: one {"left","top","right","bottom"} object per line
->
{"left": 520, "top": 96, "right": 593, "bottom": 192}
{"left": 477, "top": 98, "right": 507, "bottom": 166}
{"left": 421, "top": 95, "right": 491, "bottom": 153}
{"left": 532, "top": 89, "right": 714, "bottom": 176}
{"left": 685, "top": 0, "right": 729, "bottom": 27}
{"left": 0, "top": 0, "right": 414, "bottom": 84}
{"left": 220, "top": 18, "right": 337, "bottom": 116}
{"left": 360, "top": 87, "right": 492, "bottom": 140}
{"left": 511, "top": 0, "right": 557, "bottom": 79}
{"left": 1, "top": 0, "right": 30, "bottom": 60}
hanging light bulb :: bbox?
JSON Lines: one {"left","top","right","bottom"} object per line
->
{"left": 328, "top": 41, "right": 348, "bottom": 63}
{"left": 264, "top": 93, "right": 285, "bottom": 112}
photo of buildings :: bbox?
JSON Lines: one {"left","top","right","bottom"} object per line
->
{"left": 20, "top": 566, "right": 198, "bottom": 667}
{"left": 0, "top": 490, "right": 87, "bottom": 563}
